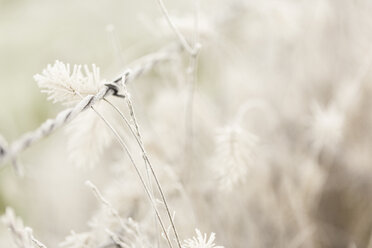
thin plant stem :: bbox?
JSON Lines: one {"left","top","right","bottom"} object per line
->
{"left": 185, "top": 0, "right": 201, "bottom": 167}
{"left": 105, "top": 97, "right": 198, "bottom": 223}
{"left": 155, "top": 0, "right": 194, "bottom": 55}
{"left": 124, "top": 94, "right": 183, "bottom": 248}
{"left": 85, "top": 180, "right": 127, "bottom": 230}
{"left": 105, "top": 22, "right": 160, "bottom": 246}
{"left": 105, "top": 97, "right": 161, "bottom": 245}
{"left": 90, "top": 106, "right": 174, "bottom": 248}
{"left": 104, "top": 91, "right": 182, "bottom": 248}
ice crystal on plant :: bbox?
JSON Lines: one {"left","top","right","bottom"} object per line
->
{"left": 34, "top": 61, "right": 106, "bottom": 105}
{"left": 183, "top": 229, "right": 224, "bottom": 248}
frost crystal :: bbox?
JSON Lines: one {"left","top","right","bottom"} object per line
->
{"left": 34, "top": 60, "right": 105, "bottom": 105}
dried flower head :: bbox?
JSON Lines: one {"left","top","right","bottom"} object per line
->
{"left": 34, "top": 60, "right": 106, "bottom": 105}
{"left": 183, "top": 229, "right": 224, "bottom": 248}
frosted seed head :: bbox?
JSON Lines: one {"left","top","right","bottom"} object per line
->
{"left": 34, "top": 61, "right": 105, "bottom": 106}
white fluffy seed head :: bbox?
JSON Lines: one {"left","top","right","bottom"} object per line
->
{"left": 182, "top": 229, "right": 224, "bottom": 248}
{"left": 65, "top": 103, "right": 113, "bottom": 169}
{"left": 213, "top": 124, "right": 259, "bottom": 191}
{"left": 34, "top": 60, "right": 106, "bottom": 105}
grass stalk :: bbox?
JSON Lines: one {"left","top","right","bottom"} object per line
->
{"left": 90, "top": 106, "right": 174, "bottom": 248}
{"left": 103, "top": 93, "right": 183, "bottom": 248}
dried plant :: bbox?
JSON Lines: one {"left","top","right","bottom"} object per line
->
{"left": 2, "top": 0, "right": 372, "bottom": 248}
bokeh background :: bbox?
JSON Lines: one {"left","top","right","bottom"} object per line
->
{"left": 2, "top": 0, "right": 372, "bottom": 247}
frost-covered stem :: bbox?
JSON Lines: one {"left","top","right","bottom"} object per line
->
{"left": 86, "top": 181, "right": 145, "bottom": 247}
{"left": 106, "top": 23, "right": 159, "bottom": 240}
{"left": 104, "top": 96, "right": 183, "bottom": 248}
{"left": 85, "top": 180, "right": 128, "bottom": 231}
{"left": 105, "top": 97, "right": 181, "bottom": 248}
{"left": 125, "top": 94, "right": 183, "bottom": 248}
{"left": 103, "top": 99, "right": 147, "bottom": 171}
{"left": 105, "top": 228, "right": 130, "bottom": 248}
{"left": 31, "top": 236, "right": 47, "bottom": 248}
{"left": 103, "top": 98, "right": 160, "bottom": 245}
{"left": 155, "top": 0, "right": 195, "bottom": 55}
{"left": 88, "top": 106, "right": 174, "bottom": 248}
{"left": 0, "top": 44, "right": 181, "bottom": 167}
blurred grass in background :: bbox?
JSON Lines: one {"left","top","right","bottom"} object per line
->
{"left": 3, "top": 1, "right": 372, "bottom": 247}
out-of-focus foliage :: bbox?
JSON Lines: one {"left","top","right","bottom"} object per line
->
{"left": 2, "top": 0, "right": 372, "bottom": 248}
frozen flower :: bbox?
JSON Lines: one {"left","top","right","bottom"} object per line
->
{"left": 183, "top": 229, "right": 224, "bottom": 248}
{"left": 34, "top": 61, "right": 106, "bottom": 105}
